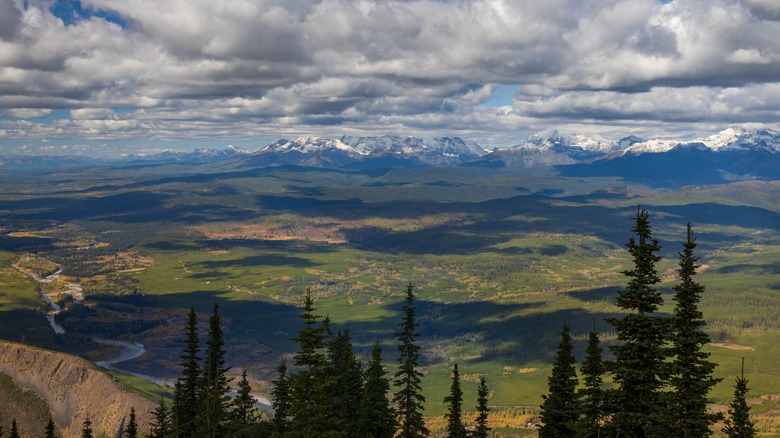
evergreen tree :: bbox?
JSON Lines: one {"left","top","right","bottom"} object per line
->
{"left": 474, "top": 377, "right": 491, "bottom": 438}
{"left": 443, "top": 363, "right": 466, "bottom": 438}
{"left": 124, "top": 407, "right": 138, "bottom": 438}
{"left": 606, "top": 207, "right": 668, "bottom": 437}
{"left": 723, "top": 359, "right": 756, "bottom": 438}
{"left": 669, "top": 223, "right": 721, "bottom": 437}
{"left": 289, "top": 288, "right": 331, "bottom": 436}
{"left": 576, "top": 326, "right": 605, "bottom": 438}
{"left": 9, "top": 419, "right": 18, "bottom": 438}
{"left": 45, "top": 418, "right": 57, "bottom": 438}
{"left": 271, "top": 359, "right": 292, "bottom": 435}
{"left": 326, "top": 328, "right": 364, "bottom": 436}
{"left": 197, "top": 301, "right": 233, "bottom": 437}
{"left": 149, "top": 397, "right": 172, "bottom": 438}
{"left": 173, "top": 307, "right": 200, "bottom": 438}
{"left": 393, "top": 283, "right": 429, "bottom": 438}
{"left": 539, "top": 322, "right": 579, "bottom": 438}
{"left": 81, "top": 417, "right": 93, "bottom": 438}
{"left": 233, "top": 369, "right": 260, "bottom": 426}
{"left": 357, "top": 341, "right": 396, "bottom": 438}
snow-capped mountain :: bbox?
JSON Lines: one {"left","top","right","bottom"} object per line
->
{"left": 121, "top": 145, "right": 253, "bottom": 163}
{"left": 247, "top": 135, "right": 488, "bottom": 168}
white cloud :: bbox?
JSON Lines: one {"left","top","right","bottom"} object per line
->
{"left": 1, "top": 0, "right": 780, "bottom": 150}
{"left": 5, "top": 108, "right": 52, "bottom": 118}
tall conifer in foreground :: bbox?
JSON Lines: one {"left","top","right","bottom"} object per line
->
{"left": 575, "top": 326, "right": 605, "bottom": 438}
{"left": 9, "top": 419, "right": 18, "bottom": 438}
{"left": 669, "top": 223, "right": 721, "bottom": 436}
{"left": 393, "top": 283, "right": 429, "bottom": 438}
{"left": 474, "top": 377, "right": 491, "bottom": 438}
{"left": 443, "top": 363, "right": 465, "bottom": 438}
{"left": 173, "top": 307, "right": 200, "bottom": 438}
{"left": 326, "top": 328, "right": 363, "bottom": 436}
{"left": 45, "top": 418, "right": 57, "bottom": 438}
{"left": 197, "top": 301, "right": 232, "bottom": 437}
{"left": 80, "top": 417, "right": 93, "bottom": 438}
{"left": 271, "top": 359, "right": 292, "bottom": 435}
{"left": 289, "top": 288, "right": 330, "bottom": 436}
{"left": 124, "top": 407, "right": 138, "bottom": 438}
{"left": 233, "top": 369, "right": 260, "bottom": 428}
{"left": 539, "top": 322, "right": 579, "bottom": 438}
{"left": 606, "top": 207, "right": 668, "bottom": 436}
{"left": 358, "top": 341, "right": 396, "bottom": 438}
{"left": 149, "top": 397, "right": 172, "bottom": 438}
{"left": 723, "top": 358, "right": 756, "bottom": 438}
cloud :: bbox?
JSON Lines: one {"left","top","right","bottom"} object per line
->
{"left": 1, "top": 0, "right": 780, "bottom": 150}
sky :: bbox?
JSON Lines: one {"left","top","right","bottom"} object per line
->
{"left": 1, "top": 0, "right": 780, "bottom": 155}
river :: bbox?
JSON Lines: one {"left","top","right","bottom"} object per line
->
{"left": 20, "top": 262, "right": 273, "bottom": 410}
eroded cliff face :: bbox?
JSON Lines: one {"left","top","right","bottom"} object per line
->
{"left": 0, "top": 341, "right": 156, "bottom": 438}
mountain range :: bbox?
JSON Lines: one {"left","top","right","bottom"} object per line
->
{"left": 2, "top": 128, "right": 779, "bottom": 185}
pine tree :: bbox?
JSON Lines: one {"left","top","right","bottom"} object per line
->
{"left": 124, "top": 407, "right": 138, "bottom": 438}
{"left": 233, "top": 369, "right": 260, "bottom": 426}
{"left": 723, "top": 358, "right": 756, "bottom": 438}
{"left": 326, "top": 328, "right": 364, "bottom": 436}
{"left": 271, "top": 359, "right": 292, "bottom": 435}
{"left": 393, "top": 283, "right": 429, "bottom": 438}
{"left": 289, "top": 288, "right": 331, "bottom": 436}
{"left": 443, "top": 363, "right": 466, "bottom": 438}
{"left": 149, "top": 397, "right": 172, "bottom": 438}
{"left": 9, "top": 419, "right": 18, "bottom": 438}
{"left": 669, "top": 223, "right": 721, "bottom": 437}
{"left": 81, "top": 417, "right": 93, "bottom": 438}
{"left": 606, "top": 207, "right": 669, "bottom": 437}
{"left": 539, "top": 322, "right": 579, "bottom": 438}
{"left": 197, "top": 301, "right": 233, "bottom": 437}
{"left": 45, "top": 418, "right": 57, "bottom": 438}
{"left": 576, "top": 326, "right": 605, "bottom": 438}
{"left": 173, "top": 307, "right": 200, "bottom": 438}
{"left": 474, "top": 377, "right": 491, "bottom": 438}
{"left": 357, "top": 341, "right": 396, "bottom": 438}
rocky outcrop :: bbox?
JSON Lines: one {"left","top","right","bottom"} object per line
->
{"left": 0, "top": 341, "right": 156, "bottom": 438}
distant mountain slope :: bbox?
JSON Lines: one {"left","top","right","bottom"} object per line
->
{"left": 2, "top": 128, "right": 779, "bottom": 185}
{"left": 236, "top": 135, "right": 488, "bottom": 169}
{"left": 0, "top": 341, "right": 155, "bottom": 438}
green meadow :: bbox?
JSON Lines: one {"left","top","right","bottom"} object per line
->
{"left": 1, "top": 163, "right": 779, "bottom": 432}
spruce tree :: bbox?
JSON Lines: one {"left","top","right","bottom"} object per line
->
{"left": 149, "top": 397, "right": 172, "bottom": 438}
{"left": 723, "top": 359, "right": 756, "bottom": 438}
{"left": 173, "top": 307, "right": 200, "bottom": 438}
{"left": 474, "top": 377, "right": 491, "bottom": 438}
{"left": 443, "top": 363, "right": 466, "bottom": 438}
{"left": 576, "top": 326, "right": 605, "bottom": 438}
{"left": 357, "top": 341, "right": 396, "bottom": 438}
{"left": 81, "top": 417, "right": 93, "bottom": 438}
{"left": 669, "top": 223, "right": 721, "bottom": 437}
{"left": 393, "top": 283, "right": 429, "bottom": 438}
{"left": 9, "top": 419, "right": 18, "bottom": 438}
{"left": 233, "top": 369, "right": 260, "bottom": 426}
{"left": 124, "top": 407, "right": 138, "bottom": 438}
{"left": 326, "top": 328, "right": 364, "bottom": 436}
{"left": 539, "top": 322, "right": 579, "bottom": 438}
{"left": 606, "top": 207, "right": 668, "bottom": 437}
{"left": 271, "top": 359, "right": 292, "bottom": 435}
{"left": 197, "top": 301, "right": 233, "bottom": 437}
{"left": 45, "top": 418, "right": 57, "bottom": 438}
{"left": 289, "top": 288, "right": 331, "bottom": 436}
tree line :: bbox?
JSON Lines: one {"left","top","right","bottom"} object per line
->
{"left": 1, "top": 208, "right": 760, "bottom": 437}
{"left": 539, "top": 208, "right": 756, "bottom": 438}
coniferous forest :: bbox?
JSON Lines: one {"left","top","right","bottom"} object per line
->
{"left": 0, "top": 209, "right": 758, "bottom": 438}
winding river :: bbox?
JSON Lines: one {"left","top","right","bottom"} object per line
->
{"left": 21, "top": 262, "right": 272, "bottom": 409}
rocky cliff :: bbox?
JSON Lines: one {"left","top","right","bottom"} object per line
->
{"left": 0, "top": 341, "right": 156, "bottom": 438}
